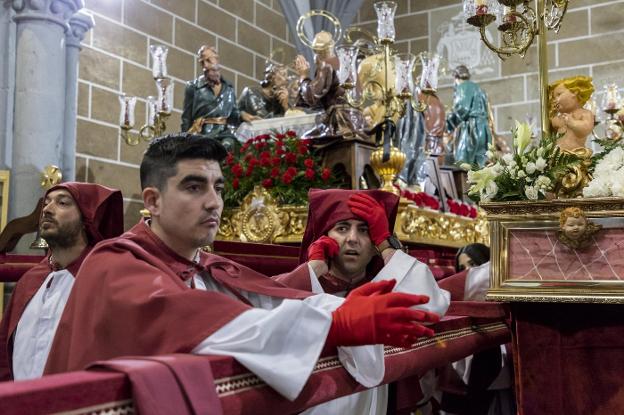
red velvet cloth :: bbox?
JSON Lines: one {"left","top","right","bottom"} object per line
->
{"left": 212, "top": 241, "right": 299, "bottom": 276}
{"left": 512, "top": 303, "right": 624, "bottom": 415}
{"left": 89, "top": 354, "right": 222, "bottom": 415}
{"left": 0, "top": 254, "right": 44, "bottom": 283}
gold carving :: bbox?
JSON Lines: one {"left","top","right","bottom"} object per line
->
{"left": 557, "top": 207, "right": 602, "bottom": 249}
{"left": 219, "top": 188, "right": 488, "bottom": 247}
{"left": 555, "top": 147, "right": 593, "bottom": 199}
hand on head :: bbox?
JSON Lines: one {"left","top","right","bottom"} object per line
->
{"left": 326, "top": 279, "right": 439, "bottom": 349}
{"left": 347, "top": 193, "right": 391, "bottom": 246}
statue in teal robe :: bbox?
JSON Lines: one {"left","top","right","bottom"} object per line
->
{"left": 446, "top": 66, "right": 492, "bottom": 167}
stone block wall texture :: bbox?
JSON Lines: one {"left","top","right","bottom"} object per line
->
{"left": 79, "top": 0, "right": 623, "bottom": 227}
{"left": 77, "top": 0, "right": 294, "bottom": 228}
{"left": 355, "top": 0, "right": 624, "bottom": 140}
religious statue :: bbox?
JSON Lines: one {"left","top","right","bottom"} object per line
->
{"left": 549, "top": 76, "right": 595, "bottom": 152}
{"left": 446, "top": 65, "right": 492, "bottom": 167}
{"left": 293, "top": 31, "right": 369, "bottom": 140}
{"left": 557, "top": 207, "right": 602, "bottom": 250}
{"left": 237, "top": 62, "right": 290, "bottom": 119}
{"left": 181, "top": 45, "right": 258, "bottom": 151}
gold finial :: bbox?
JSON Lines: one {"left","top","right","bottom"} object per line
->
{"left": 40, "top": 165, "right": 62, "bottom": 189}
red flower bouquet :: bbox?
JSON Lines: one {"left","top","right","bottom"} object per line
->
{"left": 397, "top": 187, "right": 441, "bottom": 211}
{"left": 223, "top": 131, "right": 335, "bottom": 207}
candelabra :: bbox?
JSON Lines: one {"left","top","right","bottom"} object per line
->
{"left": 589, "top": 83, "right": 624, "bottom": 143}
{"left": 31, "top": 165, "right": 63, "bottom": 249}
{"left": 118, "top": 45, "right": 173, "bottom": 146}
{"left": 464, "top": 0, "right": 567, "bottom": 59}
{"left": 335, "top": 2, "right": 442, "bottom": 194}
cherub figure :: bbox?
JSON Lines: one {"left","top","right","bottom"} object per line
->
{"left": 549, "top": 76, "right": 595, "bottom": 152}
{"left": 557, "top": 207, "right": 602, "bottom": 249}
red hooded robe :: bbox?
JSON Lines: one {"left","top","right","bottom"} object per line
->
{"left": 274, "top": 188, "right": 399, "bottom": 293}
{"left": 44, "top": 219, "right": 315, "bottom": 374}
{"left": 0, "top": 182, "right": 123, "bottom": 380}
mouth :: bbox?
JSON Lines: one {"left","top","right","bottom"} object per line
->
{"left": 343, "top": 250, "right": 360, "bottom": 258}
{"left": 200, "top": 217, "right": 220, "bottom": 227}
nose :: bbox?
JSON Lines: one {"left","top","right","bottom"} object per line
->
{"left": 42, "top": 201, "right": 55, "bottom": 215}
{"left": 345, "top": 227, "right": 359, "bottom": 245}
{"left": 202, "top": 187, "right": 223, "bottom": 212}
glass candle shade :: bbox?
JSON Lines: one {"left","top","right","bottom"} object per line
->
{"left": 150, "top": 44, "right": 169, "bottom": 79}
{"left": 419, "top": 52, "right": 441, "bottom": 93}
{"left": 394, "top": 53, "right": 416, "bottom": 98}
{"left": 118, "top": 94, "right": 137, "bottom": 128}
{"left": 156, "top": 78, "right": 173, "bottom": 114}
{"left": 335, "top": 45, "right": 358, "bottom": 87}
{"left": 374, "top": 2, "right": 397, "bottom": 42}
{"left": 602, "top": 83, "right": 621, "bottom": 112}
{"left": 146, "top": 96, "right": 158, "bottom": 127}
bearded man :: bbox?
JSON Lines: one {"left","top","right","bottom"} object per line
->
{"left": 0, "top": 183, "right": 123, "bottom": 380}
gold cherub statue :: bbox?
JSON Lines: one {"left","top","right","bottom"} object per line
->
{"left": 549, "top": 76, "right": 595, "bottom": 152}
{"left": 557, "top": 207, "right": 602, "bottom": 250}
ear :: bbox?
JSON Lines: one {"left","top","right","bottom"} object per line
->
{"left": 142, "top": 187, "right": 162, "bottom": 218}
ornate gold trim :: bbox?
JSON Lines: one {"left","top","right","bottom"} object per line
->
{"left": 54, "top": 399, "right": 134, "bottom": 415}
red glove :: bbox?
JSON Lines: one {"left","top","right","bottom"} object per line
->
{"left": 347, "top": 193, "right": 391, "bottom": 245}
{"left": 326, "top": 280, "right": 440, "bottom": 349}
{"left": 307, "top": 235, "right": 340, "bottom": 262}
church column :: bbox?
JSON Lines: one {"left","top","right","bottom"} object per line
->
{"left": 9, "top": 0, "right": 81, "bottom": 221}
{"left": 0, "top": 4, "right": 16, "bottom": 169}
{"left": 64, "top": 10, "right": 93, "bottom": 181}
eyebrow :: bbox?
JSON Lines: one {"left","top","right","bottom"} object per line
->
{"left": 179, "top": 175, "right": 208, "bottom": 185}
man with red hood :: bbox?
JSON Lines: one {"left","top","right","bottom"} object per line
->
{"left": 0, "top": 182, "right": 123, "bottom": 380}
{"left": 274, "top": 189, "right": 450, "bottom": 414}
{"left": 44, "top": 133, "right": 441, "bottom": 402}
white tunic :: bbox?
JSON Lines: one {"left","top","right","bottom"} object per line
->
{"left": 189, "top": 273, "right": 385, "bottom": 401}
{"left": 303, "top": 250, "right": 451, "bottom": 415}
{"left": 13, "top": 269, "right": 75, "bottom": 380}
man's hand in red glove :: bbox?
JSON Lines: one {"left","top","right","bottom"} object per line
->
{"left": 347, "top": 193, "right": 390, "bottom": 246}
{"left": 307, "top": 235, "right": 340, "bottom": 276}
{"left": 326, "top": 279, "right": 440, "bottom": 349}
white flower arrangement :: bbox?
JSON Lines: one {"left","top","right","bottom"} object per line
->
{"left": 467, "top": 121, "right": 582, "bottom": 202}
{"left": 583, "top": 146, "right": 624, "bottom": 198}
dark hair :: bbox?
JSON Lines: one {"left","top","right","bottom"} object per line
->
{"left": 455, "top": 243, "right": 490, "bottom": 272}
{"left": 140, "top": 133, "right": 227, "bottom": 190}
{"left": 453, "top": 65, "right": 471, "bottom": 80}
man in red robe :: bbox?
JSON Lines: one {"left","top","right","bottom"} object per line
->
{"left": 44, "top": 133, "right": 441, "bottom": 401}
{"left": 0, "top": 182, "right": 123, "bottom": 380}
{"left": 274, "top": 188, "right": 450, "bottom": 413}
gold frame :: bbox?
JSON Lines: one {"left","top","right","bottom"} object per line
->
{"left": 482, "top": 197, "right": 624, "bottom": 303}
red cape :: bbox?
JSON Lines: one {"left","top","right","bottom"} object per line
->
{"left": 0, "top": 252, "right": 88, "bottom": 380}
{"left": 44, "top": 220, "right": 313, "bottom": 374}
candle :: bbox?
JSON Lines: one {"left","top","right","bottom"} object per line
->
{"left": 475, "top": 0, "right": 488, "bottom": 15}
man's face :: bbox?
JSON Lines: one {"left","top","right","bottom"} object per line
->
{"left": 563, "top": 216, "right": 587, "bottom": 241}
{"left": 40, "top": 189, "right": 84, "bottom": 249}
{"left": 152, "top": 159, "right": 224, "bottom": 253}
{"left": 199, "top": 49, "right": 220, "bottom": 82}
{"left": 553, "top": 84, "right": 579, "bottom": 113}
{"left": 327, "top": 219, "right": 376, "bottom": 280}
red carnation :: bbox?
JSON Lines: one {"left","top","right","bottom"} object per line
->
{"left": 275, "top": 133, "right": 286, "bottom": 139}
{"left": 469, "top": 206, "right": 478, "bottom": 218}
{"left": 262, "top": 178, "right": 273, "bottom": 188}
{"left": 225, "top": 153, "right": 234, "bottom": 166}
{"left": 286, "top": 167, "right": 297, "bottom": 177}
{"left": 321, "top": 168, "right": 331, "bottom": 181}
{"left": 260, "top": 151, "right": 271, "bottom": 159}
{"left": 276, "top": 147, "right": 286, "bottom": 156}
{"left": 232, "top": 164, "right": 243, "bottom": 178}
{"left": 255, "top": 142, "right": 263, "bottom": 150}
{"left": 260, "top": 158, "right": 271, "bottom": 167}
{"left": 244, "top": 153, "right": 253, "bottom": 161}
{"left": 298, "top": 142, "right": 309, "bottom": 154}
{"left": 272, "top": 156, "right": 281, "bottom": 166}
{"left": 286, "top": 130, "right": 297, "bottom": 137}
{"left": 285, "top": 152, "right": 297, "bottom": 164}
{"left": 305, "top": 168, "right": 315, "bottom": 180}
{"left": 256, "top": 134, "right": 270, "bottom": 141}
{"left": 232, "top": 178, "right": 239, "bottom": 190}
{"left": 282, "top": 173, "right": 293, "bottom": 185}
{"left": 270, "top": 167, "right": 280, "bottom": 178}
{"left": 304, "top": 158, "right": 314, "bottom": 168}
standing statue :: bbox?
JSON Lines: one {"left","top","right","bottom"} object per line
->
{"left": 446, "top": 65, "right": 492, "bottom": 167}
{"left": 181, "top": 45, "right": 258, "bottom": 151}
{"left": 549, "top": 76, "right": 595, "bottom": 152}
{"left": 293, "top": 31, "right": 369, "bottom": 140}
{"left": 237, "top": 62, "right": 290, "bottom": 119}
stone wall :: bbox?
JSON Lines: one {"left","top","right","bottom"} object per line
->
{"left": 77, "top": 0, "right": 296, "bottom": 228}
{"left": 355, "top": 0, "right": 624, "bottom": 140}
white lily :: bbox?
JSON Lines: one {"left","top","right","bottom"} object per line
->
{"left": 514, "top": 120, "right": 532, "bottom": 155}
